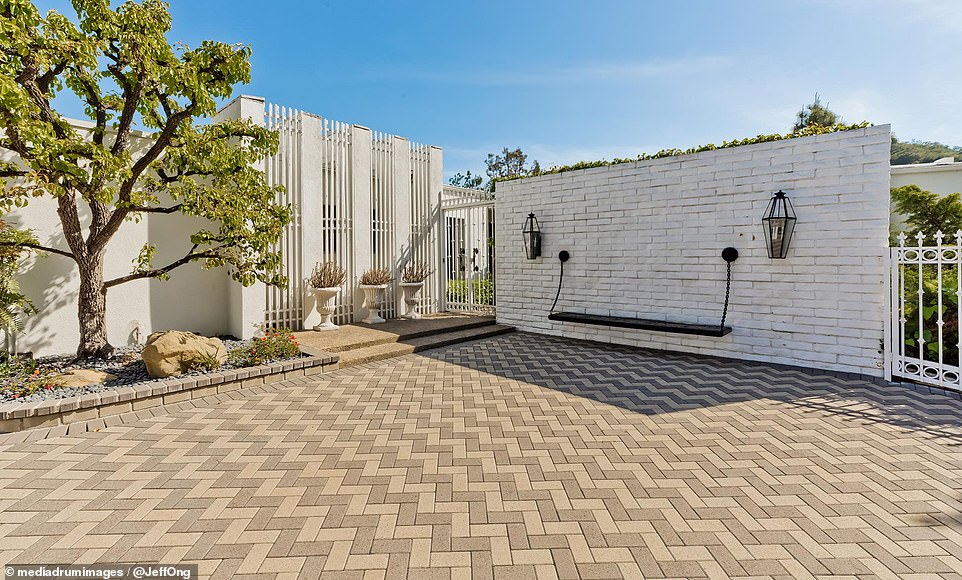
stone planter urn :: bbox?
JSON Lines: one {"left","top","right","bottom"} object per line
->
{"left": 359, "top": 284, "right": 388, "bottom": 324}
{"left": 311, "top": 287, "right": 340, "bottom": 331}
{"left": 400, "top": 282, "right": 424, "bottom": 319}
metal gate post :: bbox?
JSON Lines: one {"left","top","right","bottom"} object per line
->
{"left": 884, "top": 248, "right": 895, "bottom": 382}
{"left": 466, "top": 208, "right": 474, "bottom": 310}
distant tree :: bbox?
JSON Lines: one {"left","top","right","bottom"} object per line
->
{"left": 891, "top": 184, "right": 962, "bottom": 241}
{"left": 891, "top": 137, "right": 962, "bottom": 165}
{"left": 486, "top": 147, "right": 541, "bottom": 184}
{"left": 447, "top": 147, "right": 541, "bottom": 191}
{"left": 793, "top": 93, "right": 839, "bottom": 132}
{"left": 448, "top": 171, "right": 484, "bottom": 189}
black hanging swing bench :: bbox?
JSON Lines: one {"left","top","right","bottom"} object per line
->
{"left": 546, "top": 247, "right": 738, "bottom": 337}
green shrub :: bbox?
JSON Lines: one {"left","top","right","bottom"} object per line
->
{"left": 447, "top": 278, "right": 494, "bottom": 306}
{"left": 900, "top": 265, "right": 960, "bottom": 363}
{"left": 494, "top": 122, "right": 871, "bottom": 184}
{"left": 228, "top": 328, "right": 301, "bottom": 367}
{"left": 188, "top": 349, "right": 223, "bottom": 372}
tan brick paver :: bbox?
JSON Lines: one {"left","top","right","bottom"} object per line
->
{"left": 2, "top": 332, "right": 962, "bottom": 578}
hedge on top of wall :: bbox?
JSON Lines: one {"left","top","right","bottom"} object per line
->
{"left": 495, "top": 121, "right": 872, "bottom": 184}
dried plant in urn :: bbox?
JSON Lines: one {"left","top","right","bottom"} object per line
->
{"left": 309, "top": 261, "right": 346, "bottom": 289}
{"left": 400, "top": 262, "right": 432, "bottom": 319}
{"left": 308, "top": 262, "right": 345, "bottom": 331}
{"left": 359, "top": 267, "right": 392, "bottom": 287}
{"left": 358, "top": 267, "right": 393, "bottom": 324}
{"left": 401, "top": 262, "right": 432, "bottom": 284}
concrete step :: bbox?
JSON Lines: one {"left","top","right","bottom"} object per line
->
{"left": 337, "top": 324, "right": 515, "bottom": 368}
{"left": 297, "top": 314, "right": 498, "bottom": 353}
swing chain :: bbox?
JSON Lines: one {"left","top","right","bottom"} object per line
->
{"left": 719, "top": 259, "right": 732, "bottom": 332}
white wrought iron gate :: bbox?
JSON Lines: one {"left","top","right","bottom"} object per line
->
{"left": 441, "top": 187, "right": 495, "bottom": 313}
{"left": 889, "top": 231, "right": 962, "bottom": 389}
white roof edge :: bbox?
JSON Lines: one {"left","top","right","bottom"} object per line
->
{"left": 64, "top": 117, "right": 155, "bottom": 139}
{"left": 891, "top": 161, "right": 962, "bottom": 174}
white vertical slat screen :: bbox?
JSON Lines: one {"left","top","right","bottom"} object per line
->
{"left": 263, "top": 100, "right": 445, "bottom": 328}
{"left": 264, "top": 104, "right": 303, "bottom": 330}
{"left": 322, "top": 118, "right": 354, "bottom": 326}
{"left": 371, "top": 131, "right": 397, "bottom": 320}
{"left": 410, "top": 142, "right": 438, "bottom": 316}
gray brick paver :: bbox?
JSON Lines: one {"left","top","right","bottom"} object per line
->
{"left": 1, "top": 332, "right": 961, "bottom": 577}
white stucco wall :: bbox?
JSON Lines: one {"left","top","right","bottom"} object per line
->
{"left": 495, "top": 125, "right": 891, "bottom": 378}
{"left": 3, "top": 123, "right": 230, "bottom": 356}
{"left": 891, "top": 161, "right": 962, "bottom": 195}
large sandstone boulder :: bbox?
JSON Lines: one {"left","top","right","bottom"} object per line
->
{"left": 141, "top": 331, "right": 227, "bottom": 378}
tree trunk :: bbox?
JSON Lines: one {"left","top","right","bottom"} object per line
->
{"left": 76, "top": 253, "right": 113, "bottom": 359}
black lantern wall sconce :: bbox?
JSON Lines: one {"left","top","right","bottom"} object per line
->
{"left": 762, "top": 190, "right": 796, "bottom": 259}
{"left": 522, "top": 212, "right": 541, "bottom": 260}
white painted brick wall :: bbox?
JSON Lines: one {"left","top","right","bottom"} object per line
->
{"left": 495, "top": 125, "right": 891, "bottom": 377}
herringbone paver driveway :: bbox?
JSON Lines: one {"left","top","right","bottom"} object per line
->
{"left": 3, "top": 333, "right": 962, "bottom": 579}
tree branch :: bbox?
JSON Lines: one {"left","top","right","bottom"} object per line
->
{"left": 103, "top": 245, "right": 216, "bottom": 288}
{"left": 16, "top": 62, "right": 69, "bottom": 141}
{"left": 57, "top": 192, "right": 88, "bottom": 264}
{"left": 111, "top": 77, "right": 143, "bottom": 155}
{"left": 93, "top": 104, "right": 196, "bottom": 253}
{"left": 77, "top": 76, "right": 108, "bottom": 147}
{"left": 0, "top": 124, "right": 33, "bottom": 161}
{"left": 125, "top": 204, "right": 183, "bottom": 214}
{"left": 36, "top": 61, "right": 67, "bottom": 95}
{"left": 0, "top": 241, "right": 74, "bottom": 259}
{"left": 156, "top": 168, "right": 204, "bottom": 183}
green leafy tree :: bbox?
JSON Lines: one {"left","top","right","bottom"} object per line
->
{"left": 891, "top": 184, "right": 962, "bottom": 241}
{"left": 0, "top": 0, "right": 291, "bottom": 359}
{"left": 448, "top": 147, "right": 541, "bottom": 191}
{"left": 891, "top": 137, "right": 962, "bottom": 165}
{"left": 793, "top": 93, "right": 839, "bottom": 132}
{"left": 486, "top": 147, "right": 540, "bottom": 185}
{"left": 0, "top": 220, "right": 37, "bottom": 334}
{"left": 448, "top": 170, "right": 483, "bottom": 189}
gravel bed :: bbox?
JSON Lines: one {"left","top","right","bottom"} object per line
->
{"left": 0, "top": 339, "right": 303, "bottom": 405}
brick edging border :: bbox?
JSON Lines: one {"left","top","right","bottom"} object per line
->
{"left": 0, "top": 347, "right": 339, "bottom": 433}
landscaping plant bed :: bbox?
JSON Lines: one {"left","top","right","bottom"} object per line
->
{"left": 0, "top": 339, "right": 257, "bottom": 405}
{"left": 1, "top": 330, "right": 306, "bottom": 404}
{"left": 0, "top": 330, "right": 339, "bottom": 433}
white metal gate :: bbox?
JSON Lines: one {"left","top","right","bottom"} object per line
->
{"left": 888, "top": 231, "right": 962, "bottom": 389}
{"left": 441, "top": 187, "right": 495, "bottom": 313}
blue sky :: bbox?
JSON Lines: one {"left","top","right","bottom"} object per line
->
{"left": 37, "top": 0, "right": 962, "bottom": 180}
